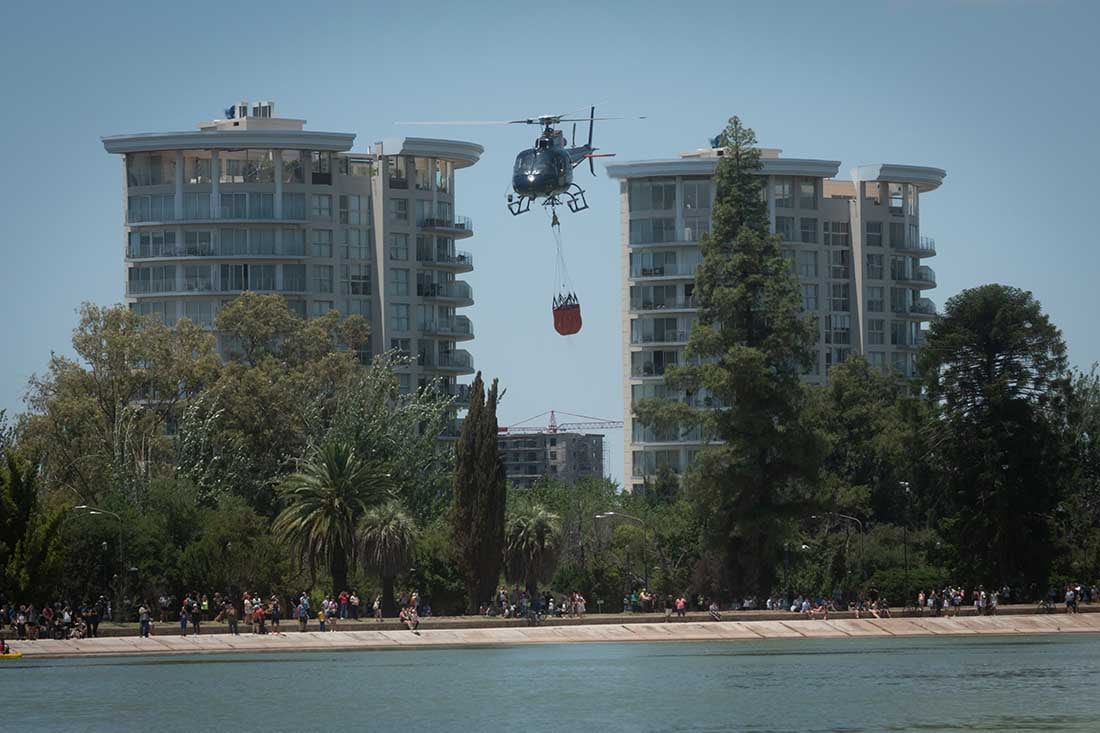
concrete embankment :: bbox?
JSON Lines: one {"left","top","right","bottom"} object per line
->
{"left": 9, "top": 613, "right": 1100, "bottom": 659}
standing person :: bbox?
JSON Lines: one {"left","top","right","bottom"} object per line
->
{"left": 317, "top": 608, "right": 326, "bottom": 632}
{"left": 373, "top": 595, "right": 382, "bottom": 621}
{"left": 269, "top": 597, "right": 281, "bottom": 633}
{"left": 675, "top": 595, "right": 687, "bottom": 619}
{"left": 158, "top": 594, "right": 169, "bottom": 624}
{"left": 226, "top": 601, "right": 239, "bottom": 635}
{"left": 138, "top": 602, "right": 151, "bottom": 638}
{"left": 350, "top": 592, "right": 360, "bottom": 621}
{"left": 190, "top": 598, "right": 201, "bottom": 635}
{"left": 339, "top": 590, "right": 350, "bottom": 619}
{"left": 243, "top": 595, "right": 253, "bottom": 621}
{"left": 87, "top": 601, "right": 101, "bottom": 638}
{"left": 179, "top": 603, "right": 189, "bottom": 637}
{"left": 297, "top": 600, "right": 308, "bottom": 632}
{"left": 664, "top": 595, "right": 674, "bottom": 622}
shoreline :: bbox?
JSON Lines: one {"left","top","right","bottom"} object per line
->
{"left": 8, "top": 612, "right": 1100, "bottom": 659}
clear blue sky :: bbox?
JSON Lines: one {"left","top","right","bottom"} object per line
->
{"left": 1, "top": 0, "right": 1097, "bottom": 484}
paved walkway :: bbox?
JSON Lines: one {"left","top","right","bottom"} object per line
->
{"left": 9, "top": 612, "right": 1100, "bottom": 659}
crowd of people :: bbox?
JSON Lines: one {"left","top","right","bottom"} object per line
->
{"left": 0, "top": 596, "right": 111, "bottom": 640}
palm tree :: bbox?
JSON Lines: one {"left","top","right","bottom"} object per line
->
{"left": 504, "top": 504, "right": 562, "bottom": 598}
{"left": 358, "top": 500, "right": 417, "bottom": 617}
{"left": 273, "top": 442, "right": 391, "bottom": 593}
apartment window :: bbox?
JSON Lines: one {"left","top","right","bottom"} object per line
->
{"left": 348, "top": 159, "right": 373, "bottom": 178}
{"left": 313, "top": 265, "right": 334, "bottom": 294}
{"left": 775, "top": 216, "right": 795, "bottom": 242}
{"left": 310, "top": 194, "right": 332, "bottom": 221}
{"left": 682, "top": 180, "right": 711, "bottom": 210}
{"left": 181, "top": 193, "right": 208, "bottom": 220}
{"left": 184, "top": 152, "right": 213, "bottom": 184}
{"left": 390, "top": 338, "right": 411, "bottom": 357}
{"left": 389, "top": 303, "right": 410, "bottom": 331}
{"left": 389, "top": 233, "right": 409, "bottom": 260}
{"left": 801, "top": 284, "right": 818, "bottom": 312}
{"left": 389, "top": 268, "right": 409, "bottom": 296}
{"left": 414, "top": 157, "right": 431, "bottom": 190}
{"left": 390, "top": 198, "right": 409, "bottom": 222}
{"left": 435, "top": 159, "right": 451, "bottom": 192}
{"left": 312, "top": 229, "right": 333, "bottom": 258}
{"left": 251, "top": 229, "right": 276, "bottom": 255}
{"left": 799, "top": 179, "right": 816, "bottom": 209}
{"left": 774, "top": 178, "right": 793, "bottom": 208}
{"left": 800, "top": 217, "right": 818, "bottom": 244}
{"left": 286, "top": 300, "right": 306, "bottom": 318}
{"left": 891, "top": 288, "right": 910, "bottom": 314}
{"left": 825, "top": 314, "right": 851, "bottom": 345}
{"left": 830, "top": 250, "right": 850, "bottom": 280}
{"left": 389, "top": 157, "right": 408, "bottom": 187}
{"left": 891, "top": 320, "right": 909, "bottom": 346}
{"left": 866, "top": 221, "right": 883, "bottom": 247}
{"left": 783, "top": 249, "right": 797, "bottom": 276}
{"left": 831, "top": 283, "right": 850, "bottom": 312}
{"left": 866, "top": 253, "right": 884, "bottom": 280}
{"left": 683, "top": 216, "right": 710, "bottom": 242}
{"left": 867, "top": 286, "right": 885, "bottom": 313}
{"left": 340, "top": 194, "right": 365, "bottom": 225}
{"left": 868, "top": 319, "right": 885, "bottom": 345}
{"left": 312, "top": 300, "right": 335, "bottom": 318}
{"left": 864, "top": 181, "right": 881, "bottom": 205}
{"left": 823, "top": 221, "right": 850, "bottom": 247}
{"left": 131, "top": 300, "right": 177, "bottom": 326}
{"left": 184, "top": 264, "right": 213, "bottom": 292}
{"left": 184, "top": 230, "right": 214, "bottom": 256}
{"left": 126, "top": 153, "right": 174, "bottom": 187}
{"left": 310, "top": 152, "right": 332, "bottom": 185}
{"left": 826, "top": 348, "right": 851, "bottom": 370}
{"left": 629, "top": 217, "right": 677, "bottom": 244}
{"left": 909, "top": 223, "right": 919, "bottom": 248}
{"left": 282, "top": 151, "right": 304, "bottom": 184}
{"left": 128, "top": 230, "right": 177, "bottom": 258}
{"left": 889, "top": 183, "right": 904, "bottom": 214}
{"left": 282, "top": 193, "right": 306, "bottom": 220}
{"left": 344, "top": 228, "right": 371, "bottom": 260}
{"left": 248, "top": 192, "right": 274, "bottom": 219}
{"left": 347, "top": 299, "right": 371, "bottom": 319}
{"left": 249, "top": 264, "right": 276, "bottom": 291}
{"left": 796, "top": 250, "right": 817, "bottom": 278}
{"left": 868, "top": 351, "right": 886, "bottom": 372}
{"left": 343, "top": 263, "right": 371, "bottom": 295}
{"left": 220, "top": 193, "right": 247, "bottom": 219}
{"left": 907, "top": 185, "right": 918, "bottom": 217}
{"left": 889, "top": 222, "right": 905, "bottom": 248}
{"left": 891, "top": 256, "right": 911, "bottom": 281}
{"left": 219, "top": 264, "right": 245, "bottom": 291}
{"left": 281, "top": 229, "right": 305, "bottom": 256}
{"left": 183, "top": 301, "right": 213, "bottom": 329}
{"left": 628, "top": 180, "right": 676, "bottom": 211}
{"left": 282, "top": 264, "right": 306, "bottom": 291}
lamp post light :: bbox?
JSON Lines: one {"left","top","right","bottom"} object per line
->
{"left": 74, "top": 505, "right": 126, "bottom": 622}
{"left": 595, "top": 512, "right": 652, "bottom": 588}
{"left": 810, "top": 512, "right": 866, "bottom": 584}
{"left": 899, "top": 482, "right": 911, "bottom": 607}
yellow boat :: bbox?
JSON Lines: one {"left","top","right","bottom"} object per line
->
{"left": 0, "top": 651, "right": 22, "bottom": 660}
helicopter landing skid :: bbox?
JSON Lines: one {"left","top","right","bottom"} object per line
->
{"left": 542, "top": 184, "right": 589, "bottom": 215}
{"left": 507, "top": 194, "right": 532, "bottom": 216}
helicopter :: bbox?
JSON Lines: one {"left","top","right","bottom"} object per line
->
{"left": 401, "top": 106, "right": 641, "bottom": 216}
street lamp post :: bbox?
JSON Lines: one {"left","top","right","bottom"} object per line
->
{"left": 595, "top": 512, "right": 652, "bottom": 589}
{"left": 74, "top": 505, "right": 125, "bottom": 622}
{"left": 810, "top": 512, "right": 866, "bottom": 584}
{"left": 899, "top": 482, "right": 911, "bottom": 608}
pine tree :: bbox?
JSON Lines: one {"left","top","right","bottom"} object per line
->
{"left": 634, "top": 116, "right": 824, "bottom": 598}
{"left": 451, "top": 372, "right": 507, "bottom": 612}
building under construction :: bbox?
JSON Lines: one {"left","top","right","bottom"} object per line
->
{"left": 496, "top": 411, "right": 618, "bottom": 487}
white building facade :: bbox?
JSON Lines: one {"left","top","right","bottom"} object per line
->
{"left": 102, "top": 102, "right": 482, "bottom": 426}
{"left": 607, "top": 148, "right": 945, "bottom": 493}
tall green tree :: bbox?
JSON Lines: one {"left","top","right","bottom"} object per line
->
{"left": 918, "top": 284, "right": 1070, "bottom": 591}
{"left": 273, "top": 442, "right": 392, "bottom": 593}
{"left": 504, "top": 502, "right": 561, "bottom": 598}
{"left": 1, "top": 453, "right": 67, "bottom": 602}
{"left": 358, "top": 500, "right": 417, "bottom": 616}
{"left": 451, "top": 372, "right": 507, "bottom": 612}
{"left": 1058, "top": 366, "right": 1100, "bottom": 581}
{"left": 635, "top": 116, "right": 823, "bottom": 599}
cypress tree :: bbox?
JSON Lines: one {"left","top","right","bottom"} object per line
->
{"left": 451, "top": 372, "right": 507, "bottom": 612}
{"left": 634, "top": 116, "right": 824, "bottom": 598}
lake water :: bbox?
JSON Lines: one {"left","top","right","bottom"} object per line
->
{"left": 5, "top": 634, "right": 1098, "bottom": 731}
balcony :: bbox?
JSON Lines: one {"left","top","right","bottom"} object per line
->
{"left": 418, "top": 214, "right": 473, "bottom": 239}
{"left": 629, "top": 263, "right": 698, "bottom": 280}
{"left": 389, "top": 177, "right": 409, "bottom": 190}
{"left": 631, "top": 330, "right": 690, "bottom": 345}
{"left": 419, "top": 315, "right": 474, "bottom": 340}
{"left": 418, "top": 249, "right": 474, "bottom": 272}
{"left": 915, "top": 265, "right": 936, "bottom": 288}
{"left": 437, "top": 349, "right": 475, "bottom": 374}
{"left": 894, "top": 235, "right": 936, "bottom": 257}
{"left": 909, "top": 297, "right": 937, "bottom": 317}
{"left": 126, "top": 243, "right": 307, "bottom": 260}
{"left": 630, "top": 296, "right": 697, "bottom": 312}
{"left": 419, "top": 281, "right": 474, "bottom": 305}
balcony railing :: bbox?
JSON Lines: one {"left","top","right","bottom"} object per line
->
{"left": 419, "top": 214, "right": 473, "bottom": 233}
{"left": 419, "top": 281, "right": 473, "bottom": 301}
{"left": 630, "top": 263, "right": 698, "bottom": 279}
{"left": 919, "top": 236, "right": 936, "bottom": 252}
{"left": 910, "top": 298, "right": 937, "bottom": 316}
{"left": 631, "top": 330, "right": 690, "bottom": 345}
{"left": 916, "top": 265, "right": 936, "bottom": 285}
{"left": 420, "top": 316, "right": 474, "bottom": 338}
{"left": 389, "top": 178, "right": 408, "bottom": 189}
{"left": 418, "top": 250, "right": 474, "bottom": 268}
{"left": 631, "top": 296, "right": 697, "bottom": 311}
{"left": 438, "top": 350, "right": 474, "bottom": 370}
{"left": 127, "top": 243, "right": 307, "bottom": 259}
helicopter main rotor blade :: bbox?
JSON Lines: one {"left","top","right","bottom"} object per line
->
{"left": 396, "top": 120, "right": 527, "bottom": 126}
{"left": 556, "top": 116, "right": 647, "bottom": 122}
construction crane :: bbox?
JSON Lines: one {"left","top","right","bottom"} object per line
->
{"left": 499, "top": 409, "right": 623, "bottom": 434}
